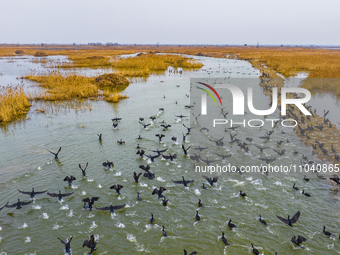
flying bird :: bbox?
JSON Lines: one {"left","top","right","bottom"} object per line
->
{"left": 47, "top": 147, "right": 61, "bottom": 159}
{"left": 83, "top": 234, "right": 97, "bottom": 255}
{"left": 64, "top": 176, "right": 76, "bottom": 186}
{"left": 172, "top": 176, "right": 195, "bottom": 187}
{"left": 18, "top": 188, "right": 48, "bottom": 199}
{"left": 96, "top": 202, "right": 126, "bottom": 213}
{"left": 6, "top": 199, "right": 33, "bottom": 209}
{"left": 202, "top": 175, "right": 218, "bottom": 186}
{"left": 47, "top": 191, "right": 74, "bottom": 201}
{"left": 133, "top": 172, "right": 142, "bottom": 183}
{"left": 152, "top": 187, "right": 166, "bottom": 198}
{"left": 82, "top": 197, "right": 99, "bottom": 211}
{"left": 291, "top": 235, "right": 307, "bottom": 247}
{"left": 276, "top": 211, "right": 300, "bottom": 227}
{"left": 58, "top": 236, "right": 73, "bottom": 255}
{"left": 79, "top": 163, "right": 89, "bottom": 177}
{"left": 110, "top": 184, "right": 123, "bottom": 195}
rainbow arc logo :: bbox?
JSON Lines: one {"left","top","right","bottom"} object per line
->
{"left": 196, "top": 82, "right": 222, "bottom": 106}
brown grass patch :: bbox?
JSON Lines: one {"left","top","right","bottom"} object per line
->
{"left": 0, "top": 86, "right": 31, "bottom": 123}
{"left": 24, "top": 72, "right": 129, "bottom": 104}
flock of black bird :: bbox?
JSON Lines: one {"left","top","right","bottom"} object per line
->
{"left": 2, "top": 102, "right": 339, "bottom": 255}
{"left": 2, "top": 67, "right": 340, "bottom": 254}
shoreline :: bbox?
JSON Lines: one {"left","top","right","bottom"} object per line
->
{"left": 247, "top": 60, "right": 340, "bottom": 167}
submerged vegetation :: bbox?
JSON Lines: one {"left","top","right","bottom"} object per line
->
{"left": 0, "top": 86, "right": 31, "bottom": 123}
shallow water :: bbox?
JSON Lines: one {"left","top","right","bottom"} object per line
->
{"left": 0, "top": 55, "right": 340, "bottom": 254}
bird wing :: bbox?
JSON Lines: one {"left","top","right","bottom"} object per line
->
{"left": 103, "top": 162, "right": 108, "bottom": 166}
{"left": 71, "top": 176, "right": 76, "bottom": 181}
{"left": 112, "top": 204, "right": 126, "bottom": 210}
{"left": 172, "top": 180, "right": 184, "bottom": 184}
{"left": 47, "top": 149, "right": 56, "bottom": 155}
{"left": 82, "top": 198, "right": 90, "bottom": 203}
{"left": 173, "top": 154, "right": 177, "bottom": 159}
{"left": 95, "top": 206, "right": 110, "bottom": 211}
{"left": 162, "top": 155, "right": 170, "bottom": 159}
{"left": 297, "top": 235, "right": 307, "bottom": 243}
{"left": 6, "top": 202, "right": 18, "bottom": 208}
{"left": 82, "top": 240, "right": 90, "bottom": 247}
{"left": 34, "top": 190, "right": 48, "bottom": 194}
{"left": 186, "top": 180, "right": 195, "bottom": 184}
{"left": 58, "top": 238, "right": 66, "bottom": 245}
{"left": 212, "top": 177, "right": 218, "bottom": 183}
{"left": 152, "top": 188, "right": 158, "bottom": 195}
{"left": 0, "top": 202, "right": 9, "bottom": 211}
{"left": 202, "top": 175, "right": 210, "bottom": 182}
{"left": 61, "top": 192, "right": 74, "bottom": 197}
{"left": 276, "top": 215, "right": 289, "bottom": 224}
{"left": 217, "top": 136, "right": 224, "bottom": 142}
{"left": 57, "top": 147, "right": 62, "bottom": 154}
{"left": 17, "top": 189, "right": 31, "bottom": 195}
{"left": 291, "top": 211, "right": 300, "bottom": 223}
{"left": 20, "top": 200, "right": 33, "bottom": 206}
{"left": 110, "top": 185, "right": 117, "bottom": 190}
{"left": 159, "top": 187, "right": 166, "bottom": 192}
{"left": 91, "top": 197, "right": 100, "bottom": 202}
{"left": 47, "top": 192, "right": 59, "bottom": 197}
{"left": 63, "top": 176, "right": 70, "bottom": 181}
{"left": 118, "top": 184, "right": 123, "bottom": 189}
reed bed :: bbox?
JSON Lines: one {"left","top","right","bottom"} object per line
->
{"left": 24, "top": 72, "right": 129, "bottom": 103}
{"left": 0, "top": 86, "right": 31, "bottom": 123}
{"left": 25, "top": 72, "right": 99, "bottom": 101}
{"left": 111, "top": 53, "right": 203, "bottom": 77}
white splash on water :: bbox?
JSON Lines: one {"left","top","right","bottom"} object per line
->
{"left": 18, "top": 223, "right": 28, "bottom": 229}
{"left": 89, "top": 221, "right": 98, "bottom": 231}
{"left": 60, "top": 205, "right": 69, "bottom": 210}
{"left": 194, "top": 189, "right": 201, "bottom": 196}
{"left": 42, "top": 213, "right": 49, "bottom": 219}
{"left": 24, "top": 236, "right": 31, "bottom": 243}
{"left": 81, "top": 191, "right": 86, "bottom": 195}
{"left": 67, "top": 209, "right": 74, "bottom": 217}
{"left": 32, "top": 205, "right": 41, "bottom": 210}
{"left": 114, "top": 172, "right": 122, "bottom": 176}
{"left": 52, "top": 223, "right": 60, "bottom": 230}
{"left": 127, "top": 234, "right": 136, "bottom": 242}
{"left": 156, "top": 177, "right": 166, "bottom": 182}
{"left": 116, "top": 222, "right": 125, "bottom": 228}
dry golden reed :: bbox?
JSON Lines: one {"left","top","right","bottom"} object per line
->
{"left": 0, "top": 86, "right": 31, "bottom": 123}
{"left": 25, "top": 72, "right": 99, "bottom": 101}
{"left": 24, "top": 71, "right": 129, "bottom": 103}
